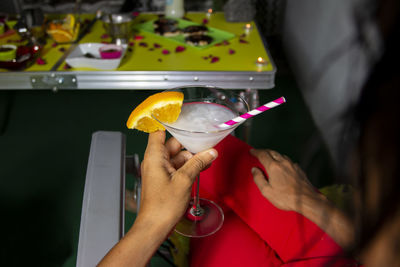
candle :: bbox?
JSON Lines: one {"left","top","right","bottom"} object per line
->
{"left": 256, "top": 57, "right": 267, "bottom": 68}
{"left": 244, "top": 23, "right": 253, "bottom": 34}
{"left": 206, "top": 8, "right": 213, "bottom": 18}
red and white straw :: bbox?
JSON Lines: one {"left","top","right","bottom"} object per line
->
{"left": 218, "top": 96, "right": 286, "bottom": 128}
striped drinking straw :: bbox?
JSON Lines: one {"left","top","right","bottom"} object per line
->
{"left": 218, "top": 96, "right": 286, "bottom": 128}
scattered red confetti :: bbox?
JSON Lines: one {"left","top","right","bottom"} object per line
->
{"left": 210, "top": 56, "right": 219, "bottom": 63}
{"left": 129, "top": 42, "right": 135, "bottom": 46}
{"left": 162, "top": 49, "right": 170, "bottom": 55}
{"left": 214, "top": 43, "right": 222, "bottom": 46}
{"left": 134, "top": 35, "right": 144, "bottom": 40}
{"left": 223, "top": 40, "right": 230, "bottom": 45}
{"left": 239, "top": 39, "right": 249, "bottom": 44}
{"left": 229, "top": 49, "right": 235, "bottom": 54}
{"left": 58, "top": 47, "right": 66, "bottom": 52}
{"left": 153, "top": 43, "right": 161, "bottom": 48}
{"left": 139, "top": 42, "right": 148, "bottom": 47}
{"left": 202, "top": 18, "right": 209, "bottom": 24}
{"left": 51, "top": 42, "right": 58, "bottom": 47}
{"left": 63, "top": 64, "right": 71, "bottom": 70}
{"left": 132, "top": 11, "right": 140, "bottom": 17}
{"left": 175, "top": 46, "right": 185, "bottom": 52}
{"left": 101, "top": 34, "right": 109, "bottom": 39}
{"left": 36, "top": 58, "right": 46, "bottom": 65}
{"left": 101, "top": 41, "right": 109, "bottom": 44}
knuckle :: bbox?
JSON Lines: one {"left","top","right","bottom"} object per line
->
{"left": 192, "top": 156, "right": 206, "bottom": 170}
{"left": 269, "top": 161, "right": 283, "bottom": 172}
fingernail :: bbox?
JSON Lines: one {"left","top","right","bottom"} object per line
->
{"left": 207, "top": 149, "right": 218, "bottom": 159}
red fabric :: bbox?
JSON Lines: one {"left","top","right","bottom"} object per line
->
{"left": 190, "top": 210, "right": 282, "bottom": 267}
{"left": 190, "top": 135, "right": 358, "bottom": 266}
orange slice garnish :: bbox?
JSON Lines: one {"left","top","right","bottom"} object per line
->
{"left": 47, "top": 29, "right": 73, "bottom": 43}
{"left": 126, "top": 91, "right": 184, "bottom": 133}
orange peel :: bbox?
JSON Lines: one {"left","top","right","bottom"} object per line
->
{"left": 126, "top": 91, "right": 184, "bottom": 133}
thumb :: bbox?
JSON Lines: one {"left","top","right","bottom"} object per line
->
{"left": 177, "top": 149, "right": 218, "bottom": 182}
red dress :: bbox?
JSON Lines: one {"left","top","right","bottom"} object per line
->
{"left": 190, "top": 135, "right": 359, "bottom": 267}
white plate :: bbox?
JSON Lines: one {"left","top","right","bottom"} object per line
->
{"left": 66, "top": 43, "right": 127, "bottom": 70}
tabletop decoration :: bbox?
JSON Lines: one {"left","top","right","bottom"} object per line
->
{"left": 162, "top": 49, "right": 170, "bottom": 55}
{"left": 202, "top": 18, "right": 209, "bottom": 24}
{"left": 255, "top": 56, "right": 267, "bottom": 67}
{"left": 63, "top": 63, "right": 71, "bottom": 70}
{"left": 58, "top": 47, "right": 66, "bottom": 52}
{"left": 134, "top": 35, "right": 144, "bottom": 40}
{"left": 228, "top": 49, "right": 235, "bottom": 54}
{"left": 206, "top": 9, "right": 213, "bottom": 18}
{"left": 153, "top": 43, "right": 161, "bottom": 48}
{"left": 139, "top": 42, "right": 148, "bottom": 47}
{"left": 175, "top": 46, "right": 185, "bottom": 52}
{"left": 210, "top": 56, "right": 219, "bottom": 63}
{"left": 51, "top": 42, "right": 58, "bottom": 47}
{"left": 135, "top": 18, "right": 234, "bottom": 50}
{"left": 239, "top": 39, "right": 249, "bottom": 44}
{"left": 101, "top": 33, "right": 109, "bottom": 39}
{"left": 129, "top": 41, "right": 134, "bottom": 46}
{"left": 36, "top": 57, "right": 46, "bottom": 65}
{"left": 243, "top": 23, "right": 253, "bottom": 35}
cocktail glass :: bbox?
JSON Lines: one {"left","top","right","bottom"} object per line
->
{"left": 153, "top": 86, "right": 249, "bottom": 237}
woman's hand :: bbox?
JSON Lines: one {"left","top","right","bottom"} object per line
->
{"left": 250, "top": 149, "right": 325, "bottom": 213}
{"left": 251, "top": 149, "right": 354, "bottom": 249}
{"left": 99, "top": 131, "right": 217, "bottom": 267}
{"left": 139, "top": 130, "right": 218, "bottom": 228}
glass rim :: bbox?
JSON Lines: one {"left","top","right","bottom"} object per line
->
{"left": 152, "top": 85, "right": 249, "bottom": 134}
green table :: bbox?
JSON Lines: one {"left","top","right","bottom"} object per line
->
{"left": 0, "top": 12, "right": 276, "bottom": 90}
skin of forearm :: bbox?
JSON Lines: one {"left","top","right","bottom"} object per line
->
{"left": 295, "top": 193, "right": 355, "bottom": 249}
{"left": 98, "top": 215, "right": 174, "bottom": 267}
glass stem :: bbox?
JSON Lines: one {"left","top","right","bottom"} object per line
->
{"left": 191, "top": 174, "right": 204, "bottom": 217}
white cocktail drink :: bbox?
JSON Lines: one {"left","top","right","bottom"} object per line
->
{"left": 154, "top": 86, "right": 249, "bottom": 238}
{"left": 163, "top": 103, "right": 237, "bottom": 153}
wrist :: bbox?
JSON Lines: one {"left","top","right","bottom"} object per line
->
{"left": 130, "top": 211, "right": 175, "bottom": 238}
{"left": 293, "top": 190, "right": 330, "bottom": 214}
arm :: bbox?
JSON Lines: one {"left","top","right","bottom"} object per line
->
{"left": 98, "top": 131, "right": 217, "bottom": 267}
{"left": 250, "top": 149, "right": 354, "bottom": 249}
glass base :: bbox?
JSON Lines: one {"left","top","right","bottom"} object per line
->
{"left": 174, "top": 198, "right": 224, "bottom": 238}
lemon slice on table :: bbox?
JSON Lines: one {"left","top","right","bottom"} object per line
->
{"left": 126, "top": 91, "right": 184, "bottom": 133}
